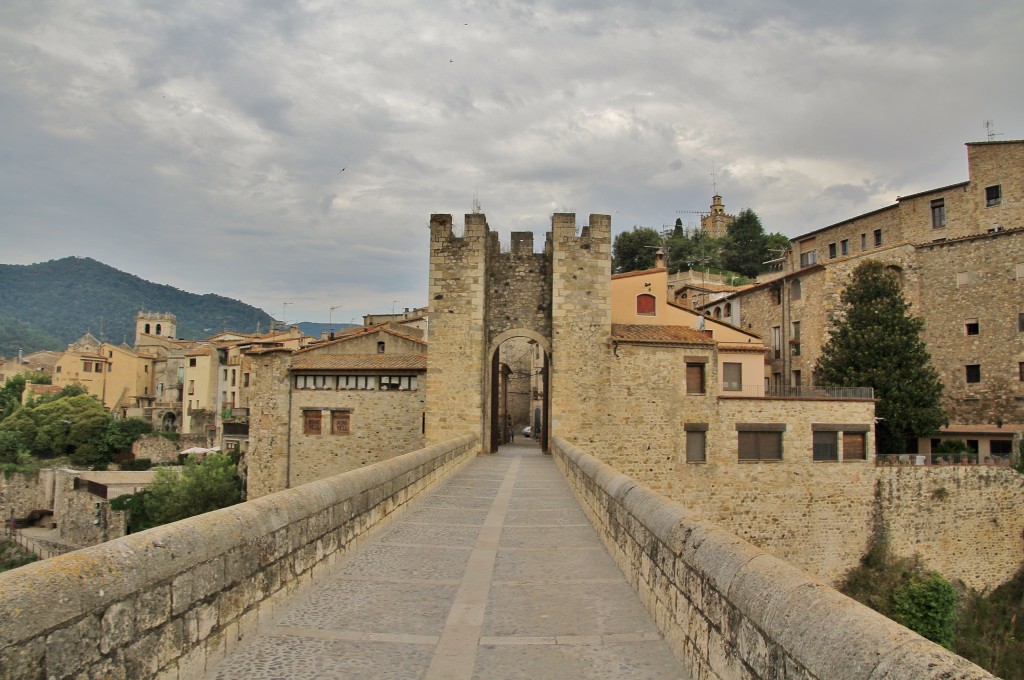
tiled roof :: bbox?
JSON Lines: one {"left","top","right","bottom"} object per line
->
{"left": 611, "top": 324, "right": 715, "bottom": 345}
{"left": 291, "top": 354, "right": 427, "bottom": 371}
{"left": 611, "top": 266, "right": 667, "bottom": 280}
{"left": 185, "top": 347, "right": 213, "bottom": 357}
{"left": 294, "top": 325, "right": 427, "bottom": 354}
{"left": 675, "top": 281, "right": 751, "bottom": 294}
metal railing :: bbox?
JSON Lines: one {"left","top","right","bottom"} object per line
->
{"left": 876, "top": 453, "right": 1014, "bottom": 467}
{"left": 719, "top": 384, "right": 874, "bottom": 399}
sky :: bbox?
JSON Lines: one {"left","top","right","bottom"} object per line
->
{"left": 2, "top": 0, "right": 1022, "bottom": 325}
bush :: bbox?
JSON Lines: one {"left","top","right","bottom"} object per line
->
{"left": 892, "top": 572, "right": 958, "bottom": 649}
{"left": 119, "top": 458, "right": 152, "bottom": 471}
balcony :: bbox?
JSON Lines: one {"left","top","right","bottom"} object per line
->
{"left": 719, "top": 384, "right": 874, "bottom": 400}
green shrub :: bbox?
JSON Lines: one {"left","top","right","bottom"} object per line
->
{"left": 892, "top": 572, "right": 958, "bottom": 649}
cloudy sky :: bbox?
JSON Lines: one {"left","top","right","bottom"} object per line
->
{"left": 2, "top": 1, "right": 1022, "bottom": 324}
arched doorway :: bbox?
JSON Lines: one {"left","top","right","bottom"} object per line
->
{"left": 162, "top": 411, "right": 177, "bottom": 432}
{"left": 486, "top": 329, "right": 550, "bottom": 453}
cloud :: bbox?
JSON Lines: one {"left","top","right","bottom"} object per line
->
{"left": 1, "top": 0, "right": 1022, "bottom": 323}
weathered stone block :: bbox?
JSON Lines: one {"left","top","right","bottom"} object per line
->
{"left": 46, "top": 614, "right": 101, "bottom": 679}
{"left": 101, "top": 600, "right": 136, "bottom": 654}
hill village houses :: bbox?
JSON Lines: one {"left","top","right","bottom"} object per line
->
{"left": 2, "top": 139, "right": 1023, "bottom": 563}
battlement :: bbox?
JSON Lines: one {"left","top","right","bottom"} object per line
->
{"left": 551, "top": 213, "right": 611, "bottom": 242}
{"left": 135, "top": 311, "right": 176, "bottom": 322}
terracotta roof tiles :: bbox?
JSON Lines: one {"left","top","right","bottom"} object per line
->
{"left": 291, "top": 354, "right": 427, "bottom": 371}
{"left": 611, "top": 324, "right": 715, "bottom": 345}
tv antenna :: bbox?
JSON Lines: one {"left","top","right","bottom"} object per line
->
{"left": 710, "top": 161, "right": 719, "bottom": 195}
{"left": 471, "top": 191, "right": 482, "bottom": 214}
{"left": 984, "top": 120, "right": 1003, "bottom": 142}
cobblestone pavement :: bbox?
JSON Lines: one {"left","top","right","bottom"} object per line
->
{"left": 206, "top": 442, "right": 685, "bottom": 679}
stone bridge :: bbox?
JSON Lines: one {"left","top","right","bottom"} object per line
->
{"left": 0, "top": 436, "right": 992, "bottom": 679}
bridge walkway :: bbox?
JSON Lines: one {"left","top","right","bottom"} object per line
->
{"left": 205, "top": 440, "right": 685, "bottom": 679}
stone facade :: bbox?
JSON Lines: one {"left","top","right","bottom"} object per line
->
{"left": 245, "top": 327, "right": 427, "bottom": 499}
{"left": 0, "top": 469, "right": 53, "bottom": 523}
{"left": 726, "top": 143, "right": 1024, "bottom": 435}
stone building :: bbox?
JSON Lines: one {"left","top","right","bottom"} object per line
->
{"left": 51, "top": 333, "right": 157, "bottom": 416}
{"left": 245, "top": 325, "right": 427, "bottom": 498}
{"left": 716, "top": 140, "right": 1024, "bottom": 458}
{"left": 0, "top": 351, "right": 60, "bottom": 386}
{"left": 701, "top": 194, "right": 735, "bottom": 238}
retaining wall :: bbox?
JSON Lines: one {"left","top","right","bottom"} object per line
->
{"left": 0, "top": 435, "right": 479, "bottom": 680}
{"left": 552, "top": 436, "right": 993, "bottom": 679}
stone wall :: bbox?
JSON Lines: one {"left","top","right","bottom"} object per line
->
{"left": 0, "top": 470, "right": 52, "bottom": 522}
{"left": 244, "top": 350, "right": 293, "bottom": 498}
{"left": 425, "top": 214, "right": 488, "bottom": 445}
{"left": 0, "top": 435, "right": 478, "bottom": 680}
{"left": 550, "top": 214, "right": 614, "bottom": 445}
{"left": 288, "top": 384, "right": 425, "bottom": 487}
{"left": 917, "top": 229, "right": 1024, "bottom": 425}
{"left": 132, "top": 433, "right": 208, "bottom": 465}
{"left": 552, "top": 436, "right": 994, "bottom": 680}
{"left": 879, "top": 465, "right": 1024, "bottom": 590}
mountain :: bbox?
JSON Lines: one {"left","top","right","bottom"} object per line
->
{"left": 0, "top": 257, "right": 276, "bottom": 356}
{"left": 295, "top": 322, "right": 360, "bottom": 338}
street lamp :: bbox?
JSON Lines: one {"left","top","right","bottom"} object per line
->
{"left": 329, "top": 305, "right": 343, "bottom": 331}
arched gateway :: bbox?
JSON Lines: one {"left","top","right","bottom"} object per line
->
{"left": 424, "top": 212, "right": 612, "bottom": 452}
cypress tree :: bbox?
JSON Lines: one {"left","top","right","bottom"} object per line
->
{"left": 815, "top": 260, "right": 946, "bottom": 453}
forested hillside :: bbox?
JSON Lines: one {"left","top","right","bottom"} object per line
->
{"left": 0, "top": 257, "right": 275, "bottom": 356}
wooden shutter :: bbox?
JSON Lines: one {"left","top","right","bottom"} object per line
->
{"left": 843, "top": 432, "right": 866, "bottom": 460}
{"left": 637, "top": 294, "right": 656, "bottom": 315}
{"left": 686, "top": 430, "right": 706, "bottom": 462}
{"left": 686, "top": 364, "right": 705, "bottom": 394}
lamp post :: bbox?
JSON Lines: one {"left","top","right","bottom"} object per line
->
{"left": 329, "top": 305, "right": 343, "bottom": 332}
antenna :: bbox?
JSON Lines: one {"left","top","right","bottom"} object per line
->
{"left": 984, "top": 120, "right": 1003, "bottom": 142}
{"left": 471, "top": 191, "right": 482, "bottom": 214}
{"left": 710, "top": 161, "right": 718, "bottom": 195}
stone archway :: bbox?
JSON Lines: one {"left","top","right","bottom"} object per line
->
{"left": 486, "top": 329, "right": 551, "bottom": 453}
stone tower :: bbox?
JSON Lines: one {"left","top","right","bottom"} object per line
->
{"left": 701, "top": 195, "right": 735, "bottom": 239}
{"left": 424, "top": 212, "right": 613, "bottom": 452}
{"left": 135, "top": 312, "right": 177, "bottom": 345}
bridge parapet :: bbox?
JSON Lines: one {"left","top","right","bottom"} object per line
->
{"left": 0, "top": 435, "right": 478, "bottom": 680}
{"left": 552, "top": 436, "right": 994, "bottom": 679}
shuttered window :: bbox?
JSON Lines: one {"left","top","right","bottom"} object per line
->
{"left": 331, "top": 410, "right": 351, "bottom": 435}
{"left": 637, "top": 294, "right": 656, "bottom": 315}
{"left": 813, "top": 431, "right": 838, "bottom": 461}
{"left": 684, "top": 423, "right": 708, "bottom": 462}
{"left": 843, "top": 432, "right": 866, "bottom": 460}
{"left": 686, "top": 363, "right": 705, "bottom": 394}
{"left": 738, "top": 431, "right": 782, "bottom": 461}
{"left": 303, "top": 410, "right": 322, "bottom": 435}
{"left": 723, "top": 362, "right": 742, "bottom": 391}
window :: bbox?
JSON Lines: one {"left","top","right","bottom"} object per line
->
{"left": 684, "top": 424, "right": 707, "bottom": 462}
{"left": 143, "top": 364, "right": 148, "bottom": 373}
{"left": 843, "top": 432, "right": 867, "bottom": 461}
{"left": 1017, "top": 263, "right": 1024, "bottom": 279}
{"left": 157, "top": 383, "right": 164, "bottom": 396}
{"left": 1019, "top": 362, "right": 1023, "bottom": 381}
{"left": 813, "top": 431, "right": 838, "bottom": 461}
{"left": 155, "top": 323, "right": 162, "bottom": 335}
{"left": 303, "top": 410, "right": 322, "bottom": 435}
{"left": 791, "top": 279, "right": 801, "bottom": 300}
{"left": 828, "top": 242, "right": 837, "bottom": 259}
{"left": 380, "top": 375, "right": 417, "bottom": 390}
{"left": 713, "top": 307, "right": 722, "bottom": 318}
{"left": 82, "top": 362, "right": 92, "bottom": 372}
{"left": 685, "top": 361, "right": 706, "bottom": 395}
{"left": 724, "top": 302, "right": 732, "bottom": 317}
{"left": 636, "top": 293, "right": 656, "bottom": 315}
{"left": 791, "top": 321, "right": 801, "bottom": 356}
{"left": 965, "top": 319, "right": 979, "bottom": 335}
{"left": 109, "top": 363, "right": 114, "bottom": 371}
{"left": 873, "top": 229, "right": 882, "bottom": 247}
{"left": 722, "top": 362, "right": 742, "bottom": 391}
{"left": 965, "top": 364, "right": 981, "bottom": 383}
{"left": 222, "top": 369, "right": 228, "bottom": 381}
{"left": 792, "top": 370, "right": 801, "bottom": 387}
{"left": 339, "top": 375, "right": 375, "bottom": 390}
{"left": 1019, "top": 312, "right": 1023, "bottom": 332}
{"left": 189, "top": 358, "right": 197, "bottom": 367}
{"left": 295, "top": 375, "right": 336, "bottom": 390}
{"left": 737, "top": 424, "right": 785, "bottom": 461}
{"left": 931, "top": 199, "right": 946, "bottom": 228}
{"left": 188, "top": 380, "right": 195, "bottom": 395}
{"left": 986, "top": 185, "right": 1001, "bottom": 207}
{"left": 331, "top": 410, "right": 351, "bottom": 435}
{"left": 771, "top": 326, "right": 781, "bottom": 359}
{"left": 377, "top": 341, "right": 386, "bottom": 353}
{"left": 799, "top": 251, "right": 817, "bottom": 268}
{"left": 860, "top": 233, "right": 867, "bottom": 251}
{"left": 991, "top": 440, "right": 1012, "bottom": 457}
{"left": 231, "top": 369, "right": 236, "bottom": 386}
{"left": 840, "top": 239, "right": 849, "bottom": 256}
{"left": 243, "top": 373, "right": 250, "bottom": 387}
{"left": 95, "top": 362, "right": 103, "bottom": 372}
{"left": 144, "top": 324, "right": 151, "bottom": 334}
{"left": 56, "top": 366, "right": 62, "bottom": 373}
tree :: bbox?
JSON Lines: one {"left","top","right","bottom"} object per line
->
{"left": 612, "top": 227, "right": 663, "bottom": 273}
{"left": 0, "top": 372, "right": 51, "bottom": 421}
{"left": 721, "top": 209, "right": 769, "bottom": 277}
{"left": 99, "top": 417, "right": 153, "bottom": 461}
{"left": 111, "top": 453, "right": 242, "bottom": 532}
{"left": 0, "top": 393, "right": 111, "bottom": 461}
{"left": 893, "top": 572, "right": 959, "bottom": 650}
{"left": 814, "top": 261, "right": 946, "bottom": 453}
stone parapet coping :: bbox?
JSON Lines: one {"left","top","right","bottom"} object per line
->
{"left": 0, "top": 434, "right": 479, "bottom": 680}
{"left": 551, "top": 436, "right": 993, "bottom": 680}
